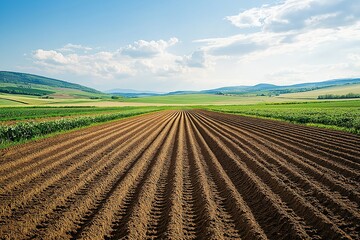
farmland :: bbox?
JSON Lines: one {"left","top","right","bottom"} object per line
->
{"left": 205, "top": 100, "right": 360, "bottom": 134}
{"left": 0, "top": 110, "right": 358, "bottom": 239}
{"left": 281, "top": 83, "right": 360, "bottom": 99}
{"left": 1, "top": 100, "right": 359, "bottom": 149}
{"left": 0, "top": 106, "right": 159, "bottom": 121}
{"left": 123, "top": 93, "right": 309, "bottom": 105}
{"left": 0, "top": 106, "right": 165, "bottom": 147}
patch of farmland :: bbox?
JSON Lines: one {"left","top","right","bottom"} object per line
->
{"left": 0, "top": 110, "right": 359, "bottom": 239}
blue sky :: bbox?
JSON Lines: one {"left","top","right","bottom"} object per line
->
{"left": 1, "top": 0, "right": 359, "bottom": 91}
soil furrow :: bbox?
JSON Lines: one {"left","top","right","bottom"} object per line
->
{"left": 194, "top": 111, "right": 360, "bottom": 192}
{"left": 193, "top": 111, "right": 360, "bottom": 238}
{"left": 189, "top": 112, "right": 311, "bottom": 239}
{"left": 201, "top": 111, "right": 360, "bottom": 174}
{"left": 192, "top": 111, "right": 353, "bottom": 239}
{"left": 0, "top": 112, "right": 170, "bottom": 213}
{"left": 184, "top": 111, "right": 249, "bottom": 239}
{"left": 19, "top": 111, "right": 174, "bottom": 239}
{"left": 110, "top": 112, "right": 181, "bottom": 240}
{"left": 201, "top": 111, "right": 360, "bottom": 182}
{"left": 0, "top": 111, "right": 163, "bottom": 183}
{"left": 207, "top": 110, "right": 360, "bottom": 150}
{"left": 74, "top": 112, "right": 180, "bottom": 240}
{"left": 0, "top": 111, "right": 161, "bottom": 172}
{"left": 0, "top": 112, "right": 174, "bottom": 238}
{"left": 0, "top": 109, "right": 357, "bottom": 240}
{"left": 200, "top": 112, "right": 360, "bottom": 202}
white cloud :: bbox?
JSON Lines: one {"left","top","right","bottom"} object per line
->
{"left": 57, "top": 43, "right": 92, "bottom": 52}
{"left": 120, "top": 38, "right": 179, "bottom": 58}
{"left": 198, "top": 0, "right": 360, "bottom": 61}
{"left": 33, "top": 49, "right": 133, "bottom": 79}
{"left": 31, "top": 38, "right": 209, "bottom": 84}
{"left": 28, "top": 2, "right": 360, "bottom": 91}
{"left": 226, "top": 0, "right": 359, "bottom": 32}
{"left": 187, "top": 0, "right": 360, "bottom": 88}
{"left": 34, "top": 49, "right": 70, "bottom": 64}
{"left": 179, "top": 50, "right": 209, "bottom": 68}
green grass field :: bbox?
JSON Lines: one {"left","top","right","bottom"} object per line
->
{"left": 2, "top": 83, "right": 360, "bottom": 107}
{"left": 123, "top": 94, "right": 311, "bottom": 105}
{"left": 279, "top": 83, "right": 360, "bottom": 99}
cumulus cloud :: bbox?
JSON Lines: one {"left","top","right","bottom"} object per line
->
{"left": 57, "top": 43, "right": 92, "bottom": 52}
{"left": 33, "top": 49, "right": 133, "bottom": 78}
{"left": 31, "top": 38, "right": 209, "bottom": 81}
{"left": 226, "top": 0, "right": 359, "bottom": 32}
{"left": 33, "top": 49, "right": 70, "bottom": 64}
{"left": 198, "top": 0, "right": 360, "bottom": 60}
{"left": 179, "top": 50, "right": 209, "bottom": 68}
{"left": 120, "top": 38, "right": 179, "bottom": 58}
{"left": 186, "top": 0, "right": 360, "bottom": 87}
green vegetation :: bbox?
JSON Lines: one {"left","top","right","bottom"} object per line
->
{"left": 281, "top": 83, "right": 360, "bottom": 99}
{"left": 0, "top": 71, "right": 110, "bottom": 100}
{"left": 1, "top": 100, "right": 359, "bottom": 148}
{"left": 318, "top": 93, "right": 360, "bottom": 99}
{"left": 203, "top": 100, "right": 360, "bottom": 134}
{"left": 0, "top": 106, "right": 163, "bottom": 147}
{"left": 0, "top": 106, "right": 139, "bottom": 121}
{"left": 0, "top": 86, "right": 55, "bottom": 96}
{"left": 124, "top": 94, "right": 296, "bottom": 105}
{"left": 0, "top": 98, "right": 25, "bottom": 105}
{"left": 0, "top": 92, "right": 119, "bottom": 106}
{"left": 0, "top": 71, "right": 100, "bottom": 93}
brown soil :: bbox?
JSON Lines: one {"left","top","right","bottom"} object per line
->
{"left": 0, "top": 110, "right": 359, "bottom": 240}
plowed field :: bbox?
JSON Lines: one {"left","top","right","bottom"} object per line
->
{"left": 0, "top": 110, "right": 359, "bottom": 239}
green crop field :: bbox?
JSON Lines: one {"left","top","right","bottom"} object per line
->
{"left": 0, "top": 106, "right": 166, "bottom": 148}
{"left": 0, "top": 106, "right": 158, "bottom": 121}
{"left": 2, "top": 83, "right": 360, "bottom": 107}
{"left": 0, "top": 98, "right": 24, "bottom": 106}
{"left": 123, "top": 94, "right": 310, "bottom": 105}
{"left": 279, "top": 83, "right": 360, "bottom": 99}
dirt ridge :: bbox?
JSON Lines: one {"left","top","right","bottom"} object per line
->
{"left": 0, "top": 110, "right": 358, "bottom": 239}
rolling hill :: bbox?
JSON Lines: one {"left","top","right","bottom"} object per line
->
{"left": 105, "top": 88, "right": 163, "bottom": 97}
{"left": 110, "top": 77, "right": 360, "bottom": 97}
{"left": 0, "top": 71, "right": 105, "bottom": 99}
{"left": 200, "top": 78, "right": 360, "bottom": 95}
{"left": 1, "top": 71, "right": 359, "bottom": 106}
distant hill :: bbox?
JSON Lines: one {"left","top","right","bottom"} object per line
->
{"left": 285, "top": 78, "right": 360, "bottom": 89}
{"left": 3, "top": 71, "right": 359, "bottom": 100}
{"left": 103, "top": 77, "right": 360, "bottom": 98}
{"left": 105, "top": 88, "right": 163, "bottom": 97}
{"left": 201, "top": 78, "right": 360, "bottom": 95}
{"left": 105, "top": 88, "right": 162, "bottom": 94}
{"left": 0, "top": 71, "right": 106, "bottom": 99}
{"left": 0, "top": 71, "right": 100, "bottom": 93}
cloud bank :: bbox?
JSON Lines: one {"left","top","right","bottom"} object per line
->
{"left": 32, "top": 38, "right": 209, "bottom": 83}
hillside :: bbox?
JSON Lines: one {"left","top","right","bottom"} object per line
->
{"left": 201, "top": 78, "right": 360, "bottom": 95}
{"left": 280, "top": 83, "right": 360, "bottom": 99}
{"left": 0, "top": 71, "right": 100, "bottom": 93}
{"left": 0, "top": 71, "right": 110, "bottom": 102}
{"left": 112, "top": 77, "right": 360, "bottom": 97}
